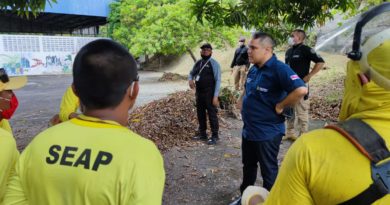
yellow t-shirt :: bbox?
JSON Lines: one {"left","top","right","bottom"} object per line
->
{"left": 0, "top": 119, "right": 12, "bottom": 134}
{"left": 0, "top": 128, "right": 19, "bottom": 203}
{"left": 3, "top": 115, "right": 165, "bottom": 205}
{"left": 265, "top": 118, "right": 390, "bottom": 205}
{"left": 59, "top": 86, "right": 79, "bottom": 122}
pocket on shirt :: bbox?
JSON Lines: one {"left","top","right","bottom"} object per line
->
{"left": 256, "top": 88, "right": 280, "bottom": 107}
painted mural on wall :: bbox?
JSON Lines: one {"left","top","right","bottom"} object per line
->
{"left": 0, "top": 34, "right": 103, "bottom": 76}
{"left": 0, "top": 53, "right": 75, "bottom": 76}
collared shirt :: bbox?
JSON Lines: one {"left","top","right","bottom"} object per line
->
{"left": 231, "top": 45, "right": 249, "bottom": 68}
{"left": 242, "top": 55, "right": 305, "bottom": 141}
{"left": 4, "top": 115, "right": 165, "bottom": 205}
{"left": 285, "top": 43, "right": 325, "bottom": 79}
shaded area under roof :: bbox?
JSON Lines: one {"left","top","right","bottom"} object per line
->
{"left": 0, "top": 11, "right": 107, "bottom": 34}
{"left": 0, "top": 0, "right": 113, "bottom": 34}
{"left": 43, "top": 0, "right": 112, "bottom": 17}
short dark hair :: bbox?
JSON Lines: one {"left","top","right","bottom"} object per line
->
{"left": 200, "top": 43, "right": 213, "bottom": 50}
{"left": 73, "top": 39, "right": 138, "bottom": 109}
{"left": 252, "top": 31, "right": 276, "bottom": 49}
{"left": 293, "top": 29, "right": 306, "bottom": 40}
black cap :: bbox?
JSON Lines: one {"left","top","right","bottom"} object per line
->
{"left": 200, "top": 43, "right": 212, "bottom": 50}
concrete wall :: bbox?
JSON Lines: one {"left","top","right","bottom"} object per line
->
{"left": 0, "top": 34, "right": 104, "bottom": 76}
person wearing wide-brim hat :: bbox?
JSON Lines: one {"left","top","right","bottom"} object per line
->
{"left": 0, "top": 69, "right": 27, "bottom": 133}
{"left": 0, "top": 68, "right": 27, "bottom": 203}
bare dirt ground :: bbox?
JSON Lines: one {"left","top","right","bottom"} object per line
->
{"left": 162, "top": 119, "right": 326, "bottom": 205}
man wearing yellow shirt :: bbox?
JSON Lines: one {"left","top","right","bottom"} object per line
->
{"left": 0, "top": 70, "right": 26, "bottom": 203}
{"left": 265, "top": 4, "right": 390, "bottom": 205}
{"left": 49, "top": 86, "right": 80, "bottom": 126}
{"left": 59, "top": 86, "right": 80, "bottom": 122}
{"left": 0, "top": 69, "right": 27, "bottom": 133}
{"left": 4, "top": 39, "right": 165, "bottom": 205}
{"left": 0, "top": 128, "right": 19, "bottom": 204}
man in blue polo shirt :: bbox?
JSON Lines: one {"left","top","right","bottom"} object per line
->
{"left": 232, "top": 32, "right": 307, "bottom": 204}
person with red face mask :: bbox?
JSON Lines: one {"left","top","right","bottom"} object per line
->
{"left": 0, "top": 68, "right": 27, "bottom": 133}
{"left": 0, "top": 68, "right": 27, "bottom": 203}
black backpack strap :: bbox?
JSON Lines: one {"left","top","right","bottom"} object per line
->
{"left": 325, "top": 118, "right": 390, "bottom": 205}
{"left": 338, "top": 179, "right": 388, "bottom": 205}
{"left": 325, "top": 118, "right": 390, "bottom": 163}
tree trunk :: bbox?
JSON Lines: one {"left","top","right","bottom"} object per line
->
{"left": 145, "top": 54, "right": 149, "bottom": 64}
{"left": 159, "top": 55, "right": 162, "bottom": 69}
{"left": 187, "top": 48, "right": 197, "bottom": 62}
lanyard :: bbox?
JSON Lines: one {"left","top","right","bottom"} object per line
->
{"left": 198, "top": 58, "right": 211, "bottom": 76}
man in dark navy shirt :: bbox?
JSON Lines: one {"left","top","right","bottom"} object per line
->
{"left": 231, "top": 32, "right": 307, "bottom": 204}
{"left": 188, "top": 43, "right": 221, "bottom": 145}
{"left": 285, "top": 29, "right": 325, "bottom": 141}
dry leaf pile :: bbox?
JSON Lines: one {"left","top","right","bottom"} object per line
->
{"left": 310, "top": 77, "right": 344, "bottom": 122}
{"left": 310, "top": 96, "right": 342, "bottom": 122}
{"left": 159, "top": 72, "right": 187, "bottom": 81}
{"left": 128, "top": 90, "right": 228, "bottom": 152}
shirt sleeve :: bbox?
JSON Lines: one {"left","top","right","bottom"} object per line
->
{"left": 2, "top": 167, "right": 28, "bottom": 205}
{"left": 304, "top": 46, "right": 325, "bottom": 63}
{"left": 0, "top": 134, "right": 20, "bottom": 203}
{"left": 59, "top": 86, "right": 79, "bottom": 122}
{"left": 231, "top": 49, "right": 238, "bottom": 68}
{"left": 278, "top": 65, "right": 306, "bottom": 93}
{"left": 264, "top": 139, "right": 314, "bottom": 205}
{"left": 212, "top": 59, "right": 222, "bottom": 97}
{"left": 188, "top": 61, "right": 200, "bottom": 81}
{"left": 122, "top": 143, "right": 165, "bottom": 205}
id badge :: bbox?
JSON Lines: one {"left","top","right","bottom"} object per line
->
{"left": 195, "top": 75, "right": 200, "bottom": 81}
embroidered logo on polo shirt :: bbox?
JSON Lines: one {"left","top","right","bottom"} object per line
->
{"left": 290, "top": 74, "right": 300, "bottom": 80}
{"left": 257, "top": 86, "right": 268, "bottom": 92}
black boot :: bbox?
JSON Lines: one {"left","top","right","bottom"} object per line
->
{"left": 192, "top": 133, "right": 207, "bottom": 141}
{"left": 207, "top": 136, "right": 219, "bottom": 145}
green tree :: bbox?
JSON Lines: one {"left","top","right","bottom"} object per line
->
{"left": 109, "top": 0, "right": 244, "bottom": 62}
{"left": 109, "top": 0, "right": 174, "bottom": 42}
{"left": 0, "top": 0, "right": 57, "bottom": 17}
{"left": 190, "top": 0, "right": 383, "bottom": 42}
